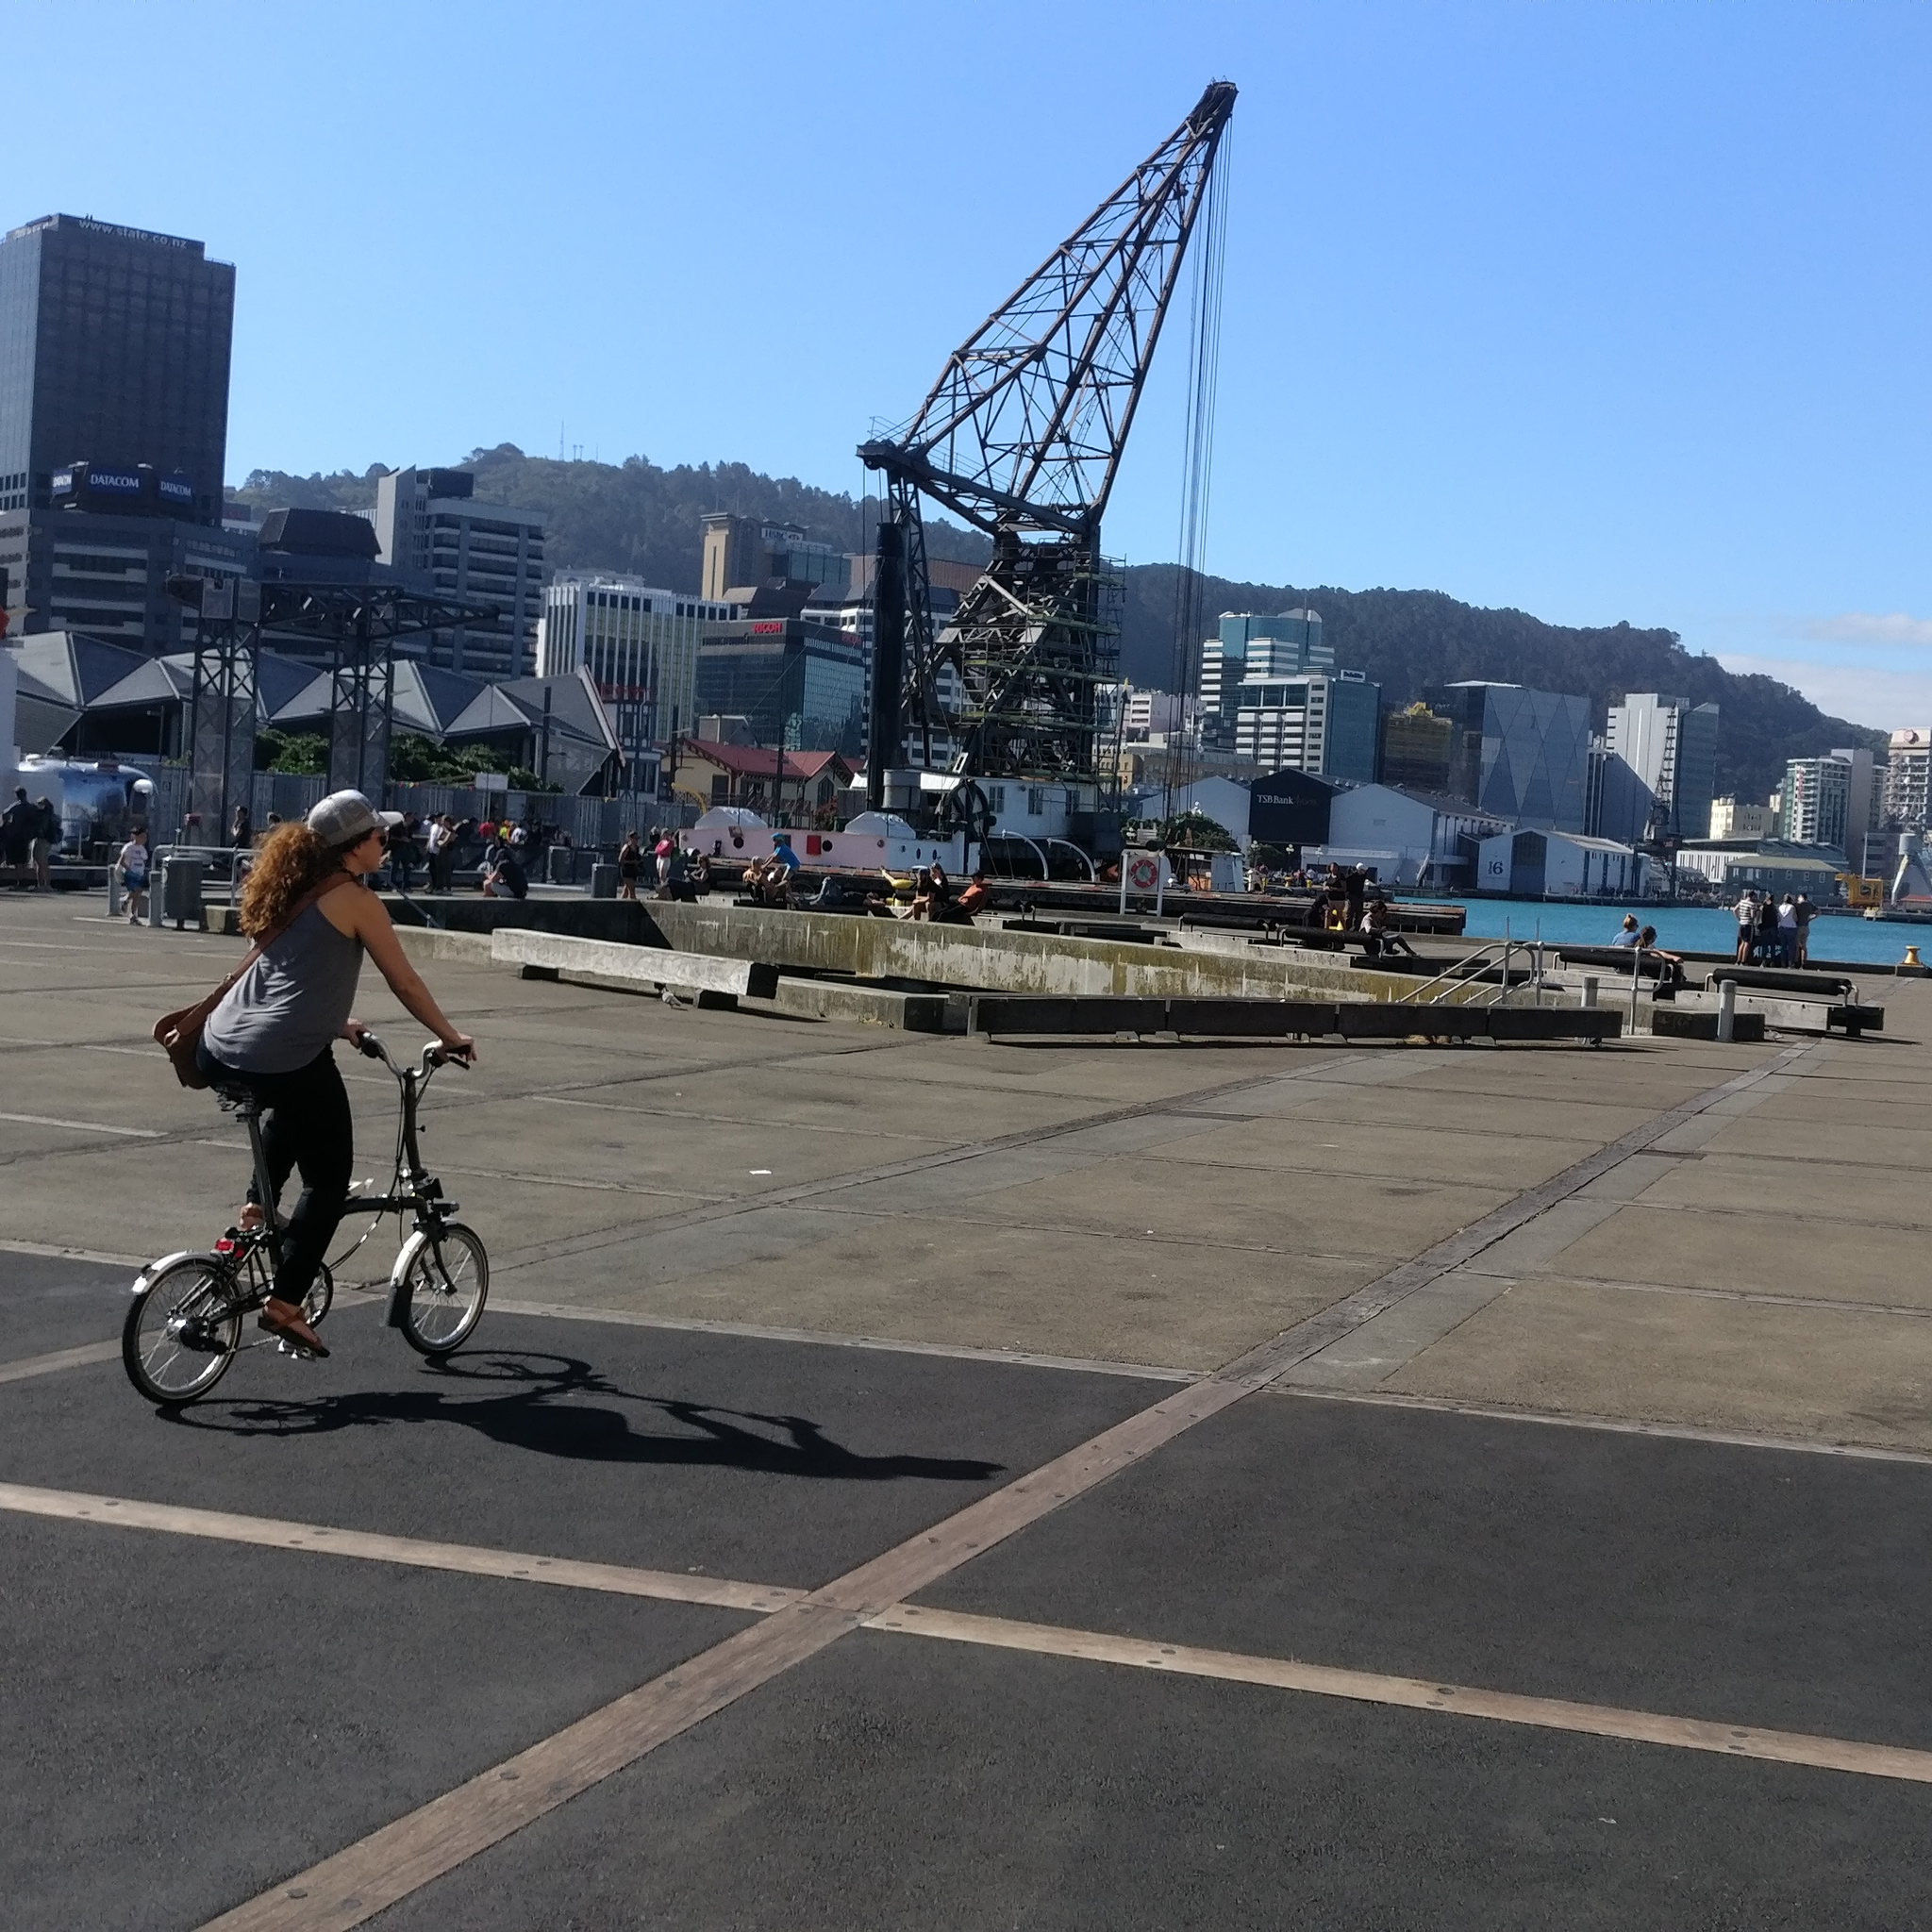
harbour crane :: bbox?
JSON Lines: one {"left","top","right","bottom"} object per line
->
{"left": 859, "top": 80, "right": 1236, "bottom": 826}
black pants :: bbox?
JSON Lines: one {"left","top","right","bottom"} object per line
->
{"left": 196, "top": 1041, "right": 352, "bottom": 1307}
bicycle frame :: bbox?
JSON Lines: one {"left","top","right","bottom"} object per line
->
{"left": 228, "top": 1033, "right": 465, "bottom": 1324}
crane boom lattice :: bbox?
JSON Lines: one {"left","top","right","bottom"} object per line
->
{"left": 861, "top": 80, "right": 1235, "bottom": 799}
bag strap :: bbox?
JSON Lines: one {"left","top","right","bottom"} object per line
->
{"left": 217, "top": 872, "right": 358, "bottom": 997}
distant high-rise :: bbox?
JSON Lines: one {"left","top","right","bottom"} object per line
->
{"left": 1235, "top": 669, "right": 1379, "bottom": 783}
{"left": 1779, "top": 756, "right": 1850, "bottom": 850}
{"left": 536, "top": 573, "right": 732, "bottom": 764}
{"left": 373, "top": 467, "right": 545, "bottom": 678}
{"left": 0, "top": 214, "right": 244, "bottom": 646}
{"left": 700, "top": 514, "right": 845, "bottom": 603}
{"left": 1199, "top": 609, "right": 1328, "bottom": 720}
{"left": 1884, "top": 728, "right": 1928, "bottom": 828}
{"left": 1605, "top": 691, "right": 1720, "bottom": 841}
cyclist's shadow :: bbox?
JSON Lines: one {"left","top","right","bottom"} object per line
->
{"left": 175, "top": 1349, "right": 1006, "bottom": 1484}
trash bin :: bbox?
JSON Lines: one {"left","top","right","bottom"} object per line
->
{"left": 547, "top": 846, "right": 575, "bottom": 886}
{"left": 590, "top": 862, "right": 618, "bottom": 900}
{"left": 159, "top": 854, "right": 208, "bottom": 930}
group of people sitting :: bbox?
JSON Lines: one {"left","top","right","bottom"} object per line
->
{"left": 1607, "top": 914, "right": 1690, "bottom": 991}
{"left": 617, "top": 829, "right": 710, "bottom": 904}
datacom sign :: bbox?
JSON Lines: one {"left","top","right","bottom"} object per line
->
{"left": 90, "top": 469, "right": 143, "bottom": 495}
{"left": 158, "top": 474, "right": 194, "bottom": 507}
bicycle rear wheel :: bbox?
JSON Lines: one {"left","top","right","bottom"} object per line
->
{"left": 394, "top": 1224, "right": 488, "bottom": 1357}
{"left": 124, "top": 1256, "right": 242, "bottom": 1405}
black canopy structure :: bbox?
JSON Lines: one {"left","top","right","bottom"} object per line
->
{"left": 170, "top": 576, "right": 502, "bottom": 831}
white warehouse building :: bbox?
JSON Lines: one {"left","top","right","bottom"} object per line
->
{"left": 1475, "top": 827, "right": 1644, "bottom": 899}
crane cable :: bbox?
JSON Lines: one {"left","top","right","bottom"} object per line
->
{"left": 1161, "top": 121, "right": 1231, "bottom": 830}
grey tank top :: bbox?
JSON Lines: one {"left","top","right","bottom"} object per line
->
{"left": 202, "top": 898, "right": 365, "bottom": 1074}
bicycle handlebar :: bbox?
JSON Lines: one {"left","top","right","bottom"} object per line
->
{"left": 352, "top": 1031, "right": 472, "bottom": 1076}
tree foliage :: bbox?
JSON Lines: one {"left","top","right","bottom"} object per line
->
{"left": 389, "top": 732, "right": 556, "bottom": 792}
{"left": 254, "top": 728, "right": 326, "bottom": 774}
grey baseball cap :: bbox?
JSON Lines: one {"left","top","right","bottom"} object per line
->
{"left": 307, "top": 790, "right": 404, "bottom": 846}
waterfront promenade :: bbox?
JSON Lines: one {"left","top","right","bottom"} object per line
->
{"left": 5, "top": 890, "right": 1931, "bottom": 1927}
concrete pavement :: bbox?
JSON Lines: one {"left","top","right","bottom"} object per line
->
{"left": 3, "top": 890, "right": 1929, "bottom": 1927}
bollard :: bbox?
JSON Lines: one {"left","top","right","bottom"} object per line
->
{"left": 1580, "top": 974, "right": 1598, "bottom": 1009}
{"left": 107, "top": 867, "right": 121, "bottom": 918}
{"left": 1715, "top": 975, "right": 1737, "bottom": 1043}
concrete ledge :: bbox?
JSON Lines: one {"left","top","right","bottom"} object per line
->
{"left": 746, "top": 980, "right": 963, "bottom": 1032}
{"left": 963, "top": 994, "right": 1623, "bottom": 1045}
{"left": 391, "top": 925, "right": 494, "bottom": 965}
{"left": 1651, "top": 1008, "right": 1769, "bottom": 1042}
{"left": 490, "top": 927, "right": 780, "bottom": 1000}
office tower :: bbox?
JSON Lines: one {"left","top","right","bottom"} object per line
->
{"left": 700, "top": 513, "right": 845, "bottom": 602}
{"left": 694, "top": 615, "right": 867, "bottom": 757}
{"left": 1199, "top": 609, "right": 1329, "bottom": 720}
{"left": 536, "top": 574, "right": 733, "bottom": 764}
{"left": 1234, "top": 669, "right": 1379, "bottom": 782}
{"left": 0, "top": 214, "right": 243, "bottom": 647}
{"left": 373, "top": 466, "right": 544, "bottom": 677}
{"left": 1604, "top": 691, "right": 1720, "bottom": 841}
{"left": 1424, "top": 681, "right": 1591, "bottom": 833}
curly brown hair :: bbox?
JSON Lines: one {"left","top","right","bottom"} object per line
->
{"left": 236, "top": 823, "right": 351, "bottom": 936}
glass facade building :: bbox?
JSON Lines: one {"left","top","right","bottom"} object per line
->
{"left": 1425, "top": 681, "right": 1591, "bottom": 833}
{"left": 695, "top": 620, "right": 867, "bottom": 757}
{"left": 1199, "top": 608, "right": 1330, "bottom": 720}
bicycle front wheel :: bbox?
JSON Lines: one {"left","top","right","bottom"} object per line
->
{"left": 394, "top": 1224, "right": 489, "bottom": 1357}
{"left": 124, "top": 1256, "right": 242, "bottom": 1405}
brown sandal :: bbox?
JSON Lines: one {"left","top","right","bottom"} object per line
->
{"left": 258, "top": 1298, "right": 329, "bottom": 1357}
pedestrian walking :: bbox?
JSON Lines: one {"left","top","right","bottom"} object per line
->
{"left": 1343, "top": 866, "right": 1369, "bottom": 931}
{"left": 618, "top": 831, "right": 642, "bottom": 900}
{"left": 117, "top": 825, "right": 151, "bottom": 924}
{"left": 31, "top": 795, "right": 59, "bottom": 890}
{"left": 3, "top": 785, "right": 35, "bottom": 889}
{"left": 230, "top": 805, "right": 252, "bottom": 849}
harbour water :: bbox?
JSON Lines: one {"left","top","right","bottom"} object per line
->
{"left": 1451, "top": 896, "right": 1923, "bottom": 969}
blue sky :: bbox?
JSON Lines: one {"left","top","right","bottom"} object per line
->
{"left": 11, "top": 2, "right": 1931, "bottom": 726}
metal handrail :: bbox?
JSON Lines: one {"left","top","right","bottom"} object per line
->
{"left": 1393, "top": 939, "right": 1514, "bottom": 1006}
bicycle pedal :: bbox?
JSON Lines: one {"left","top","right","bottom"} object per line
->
{"left": 275, "top": 1338, "right": 319, "bottom": 1359}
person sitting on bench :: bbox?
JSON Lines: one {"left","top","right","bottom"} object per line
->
{"left": 1359, "top": 895, "right": 1419, "bottom": 958}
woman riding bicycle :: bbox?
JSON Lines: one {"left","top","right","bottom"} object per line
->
{"left": 196, "top": 791, "right": 475, "bottom": 1357}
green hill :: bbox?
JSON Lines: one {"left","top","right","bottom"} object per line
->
{"left": 1119, "top": 567, "right": 1882, "bottom": 808}
{"left": 232, "top": 450, "right": 1877, "bottom": 808}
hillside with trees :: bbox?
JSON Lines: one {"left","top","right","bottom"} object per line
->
{"left": 232, "top": 451, "right": 1877, "bottom": 807}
